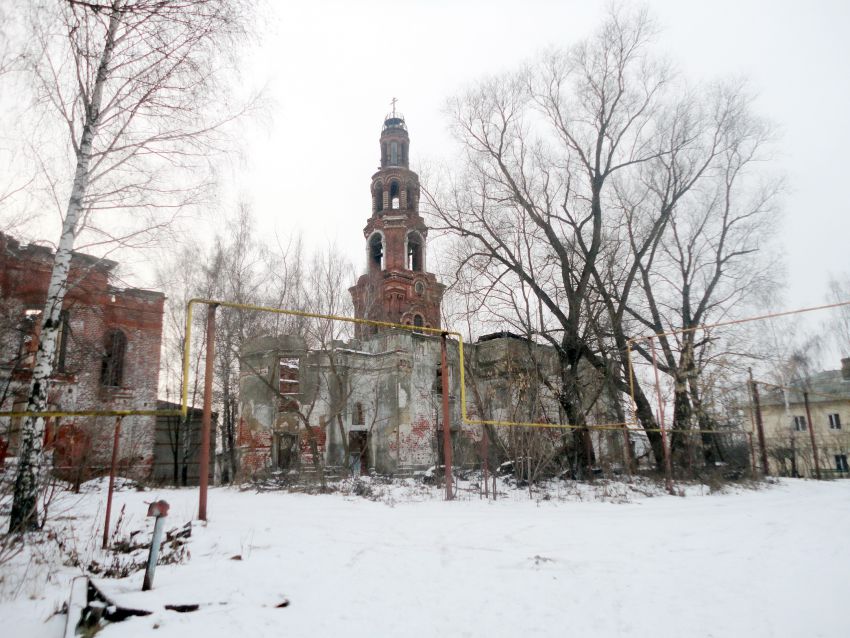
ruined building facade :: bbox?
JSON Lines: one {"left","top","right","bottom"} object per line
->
{"left": 0, "top": 233, "right": 164, "bottom": 479}
{"left": 236, "top": 113, "right": 589, "bottom": 478}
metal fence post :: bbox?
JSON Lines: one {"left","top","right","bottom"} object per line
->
{"left": 102, "top": 416, "right": 123, "bottom": 549}
{"left": 142, "top": 500, "right": 170, "bottom": 591}
{"left": 199, "top": 304, "right": 217, "bottom": 521}
{"left": 441, "top": 332, "right": 453, "bottom": 501}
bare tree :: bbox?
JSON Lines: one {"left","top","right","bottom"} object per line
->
{"left": 10, "top": 0, "right": 254, "bottom": 532}
{"left": 426, "top": 6, "right": 782, "bottom": 477}
{"left": 425, "top": 6, "right": 671, "bottom": 473}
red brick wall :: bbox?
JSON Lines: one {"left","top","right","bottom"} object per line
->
{"left": 0, "top": 233, "right": 164, "bottom": 480}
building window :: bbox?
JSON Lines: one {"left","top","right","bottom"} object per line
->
{"left": 407, "top": 232, "right": 423, "bottom": 271}
{"left": 390, "top": 141, "right": 398, "bottom": 165}
{"left": 55, "top": 310, "right": 70, "bottom": 373}
{"left": 100, "top": 329, "right": 127, "bottom": 387}
{"left": 374, "top": 181, "right": 383, "bottom": 212}
{"left": 413, "top": 314, "right": 424, "bottom": 328}
{"left": 390, "top": 181, "right": 400, "bottom": 209}
{"left": 792, "top": 415, "right": 807, "bottom": 432}
{"left": 836, "top": 454, "right": 849, "bottom": 472}
{"left": 279, "top": 357, "right": 299, "bottom": 395}
{"left": 352, "top": 402, "right": 364, "bottom": 426}
{"left": 828, "top": 413, "right": 841, "bottom": 430}
{"left": 369, "top": 233, "right": 384, "bottom": 271}
{"left": 279, "top": 357, "right": 300, "bottom": 411}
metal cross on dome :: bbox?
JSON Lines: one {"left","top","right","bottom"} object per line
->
{"left": 390, "top": 97, "right": 398, "bottom": 117}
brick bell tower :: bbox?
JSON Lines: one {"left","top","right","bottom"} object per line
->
{"left": 350, "top": 105, "right": 445, "bottom": 338}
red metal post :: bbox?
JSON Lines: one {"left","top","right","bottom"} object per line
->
{"left": 802, "top": 391, "right": 822, "bottom": 479}
{"left": 441, "top": 333, "right": 453, "bottom": 501}
{"left": 649, "top": 337, "right": 673, "bottom": 493}
{"left": 102, "top": 416, "right": 122, "bottom": 549}
{"left": 482, "top": 425, "right": 489, "bottom": 498}
{"left": 749, "top": 369, "right": 770, "bottom": 476}
{"left": 199, "top": 304, "right": 217, "bottom": 521}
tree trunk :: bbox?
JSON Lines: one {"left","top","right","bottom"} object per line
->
{"left": 8, "top": 3, "right": 122, "bottom": 532}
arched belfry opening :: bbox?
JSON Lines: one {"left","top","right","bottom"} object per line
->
{"left": 369, "top": 233, "right": 384, "bottom": 271}
{"left": 406, "top": 181, "right": 415, "bottom": 210}
{"left": 407, "top": 231, "right": 423, "bottom": 271}
{"left": 390, "top": 181, "right": 400, "bottom": 210}
{"left": 374, "top": 181, "right": 383, "bottom": 213}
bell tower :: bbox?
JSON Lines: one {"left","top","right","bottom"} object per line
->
{"left": 350, "top": 105, "right": 445, "bottom": 337}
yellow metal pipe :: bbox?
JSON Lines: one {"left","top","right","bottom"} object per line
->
{"left": 0, "top": 409, "right": 181, "bottom": 418}
{"left": 180, "top": 298, "right": 464, "bottom": 421}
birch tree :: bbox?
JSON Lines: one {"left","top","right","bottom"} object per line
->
{"left": 9, "top": 0, "right": 252, "bottom": 532}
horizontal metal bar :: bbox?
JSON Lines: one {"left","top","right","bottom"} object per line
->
{"left": 0, "top": 409, "right": 182, "bottom": 418}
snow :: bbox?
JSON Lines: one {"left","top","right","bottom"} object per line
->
{"left": 1, "top": 477, "right": 847, "bottom": 637}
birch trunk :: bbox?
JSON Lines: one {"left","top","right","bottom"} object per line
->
{"left": 8, "top": 1, "right": 123, "bottom": 532}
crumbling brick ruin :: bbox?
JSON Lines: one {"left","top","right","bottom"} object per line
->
{"left": 0, "top": 233, "right": 164, "bottom": 480}
{"left": 236, "top": 113, "right": 623, "bottom": 479}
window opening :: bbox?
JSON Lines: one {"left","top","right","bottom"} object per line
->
{"left": 414, "top": 314, "right": 424, "bottom": 327}
{"left": 19, "top": 309, "right": 40, "bottom": 363}
{"left": 375, "top": 182, "right": 383, "bottom": 212}
{"left": 353, "top": 402, "right": 364, "bottom": 426}
{"left": 279, "top": 357, "right": 300, "bottom": 411}
{"left": 390, "top": 181, "right": 400, "bottom": 209}
{"left": 100, "top": 329, "right": 127, "bottom": 387}
{"left": 407, "top": 233, "right": 423, "bottom": 271}
{"left": 56, "top": 310, "right": 70, "bottom": 372}
{"left": 836, "top": 454, "right": 849, "bottom": 472}
{"left": 390, "top": 141, "right": 398, "bottom": 165}
{"left": 828, "top": 413, "right": 841, "bottom": 430}
{"left": 792, "top": 415, "right": 807, "bottom": 432}
{"left": 369, "top": 234, "right": 384, "bottom": 270}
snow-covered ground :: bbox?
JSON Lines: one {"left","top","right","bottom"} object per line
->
{"left": 1, "top": 477, "right": 847, "bottom": 637}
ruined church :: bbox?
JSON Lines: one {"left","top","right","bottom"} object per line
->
{"left": 237, "top": 112, "right": 571, "bottom": 477}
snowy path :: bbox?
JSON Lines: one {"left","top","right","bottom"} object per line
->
{"left": 2, "top": 479, "right": 847, "bottom": 637}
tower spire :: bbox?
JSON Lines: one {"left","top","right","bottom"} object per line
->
{"left": 390, "top": 97, "right": 398, "bottom": 118}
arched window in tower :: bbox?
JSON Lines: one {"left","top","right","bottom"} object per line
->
{"left": 402, "top": 142, "right": 408, "bottom": 165}
{"left": 390, "top": 181, "right": 400, "bottom": 209}
{"left": 407, "top": 231, "right": 423, "bottom": 271}
{"left": 369, "top": 233, "right": 384, "bottom": 271}
{"left": 413, "top": 314, "right": 424, "bottom": 327}
{"left": 390, "top": 141, "right": 399, "bottom": 165}
{"left": 374, "top": 181, "right": 383, "bottom": 212}
{"left": 100, "top": 329, "right": 127, "bottom": 387}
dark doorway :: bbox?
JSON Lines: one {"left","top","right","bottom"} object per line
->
{"left": 349, "top": 430, "right": 368, "bottom": 476}
{"left": 275, "top": 433, "right": 298, "bottom": 470}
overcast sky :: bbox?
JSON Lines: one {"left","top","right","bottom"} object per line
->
{"left": 218, "top": 0, "right": 850, "bottom": 316}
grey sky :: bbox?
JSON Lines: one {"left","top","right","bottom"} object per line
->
{"left": 224, "top": 0, "right": 849, "bottom": 314}
{"left": 2, "top": 1, "right": 847, "bottom": 316}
